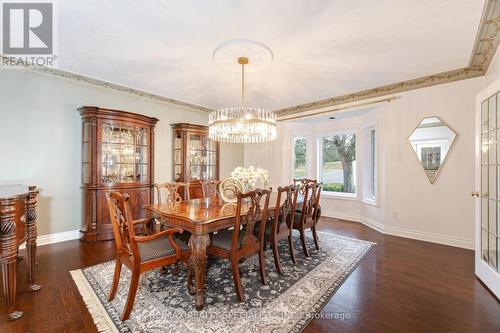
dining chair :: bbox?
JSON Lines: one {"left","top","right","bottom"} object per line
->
{"left": 293, "top": 178, "right": 322, "bottom": 221}
{"left": 106, "top": 191, "right": 191, "bottom": 320}
{"left": 206, "top": 188, "right": 272, "bottom": 302}
{"left": 293, "top": 182, "right": 322, "bottom": 257}
{"left": 153, "top": 182, "right": 192, "bottom": 242}
{"left": 256, "top": 185, "right": 299, "bottom": 274}
{"left": 201, "top": 180, "right": 221, "bottom": 200}
{"left": 293, "top": 178, "right": 317, "bottom": 196}
{"left": 153, "top": 182, "right": 190, "bottom": 204}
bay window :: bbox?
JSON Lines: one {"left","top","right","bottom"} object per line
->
{"left": 293, "top": 136, "right": 307, "bottom": 178}
{"left": 319, "top": 133, "right": 357, "bottom": 194}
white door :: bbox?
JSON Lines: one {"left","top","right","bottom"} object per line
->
{"left": 475, "top": 79, "right": 500, "bottom": 298}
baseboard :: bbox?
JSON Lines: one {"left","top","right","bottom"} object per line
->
{"left": 19, "top": 229, "right": 81, "bottom": 249}
{"left": 321, "top": 211, "right": 474, "bottom": 250}
{"left": 382, "top": 225, "right": 475, "bottom": 250}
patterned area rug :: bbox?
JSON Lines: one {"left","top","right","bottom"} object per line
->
{"left": 71, "top": 231, "right": 374, "bottom": 333}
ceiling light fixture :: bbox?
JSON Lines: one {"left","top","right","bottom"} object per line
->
{"left": 209, "top": 39, "right": 277, "bottom": 143}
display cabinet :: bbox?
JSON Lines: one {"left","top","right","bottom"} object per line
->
{"left": 172, "top": 123, "right": 220, "bottom": 199}
{"left": 79, "top": 106, "right": 158, "bottom": 242}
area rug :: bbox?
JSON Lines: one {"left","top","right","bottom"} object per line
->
{"left": 70, "top": 231, "right": 374, "bottom": 333}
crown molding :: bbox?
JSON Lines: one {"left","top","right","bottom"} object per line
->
{"left": 276, "top": 0, "right": 500, "bottom": 118}
{"left": 0, "top": 55, "right": 213, "bottom": 114}
{"left": 2, "top": 0, "right": 499, "bottom": 117}
{"left": 276, "top": 67, "right": 484, "bottom": 118}
{"left": 469, "top": 0, "right": 500, "bottom": 71}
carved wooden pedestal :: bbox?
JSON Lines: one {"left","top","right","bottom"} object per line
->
{"left": 0, "top": 185, "right": 40, "bottom": 320}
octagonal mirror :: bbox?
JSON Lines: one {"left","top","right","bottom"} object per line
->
{"left": 408, "top": 116, "right": 456, "bottom": 184}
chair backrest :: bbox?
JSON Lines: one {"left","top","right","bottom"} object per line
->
{"left": 232, "top": 187, "right": 272, "bottom": 252}
{"left": 272, "top": 185, "right": 299, "bottom": 234}
{"left": 299, "top": 182, "right": 322, "bottom": 226}
{"left": 153, "top": 182, "right": 189, "bottom": 205}
{"left": 293, "top": 178, "right": 318, "bottom": 196}
{"left": 106, "top": 191, "right": 137, "bottom": 254}
{"left": 201, "top": 180, "right": 221, "bottom": 200}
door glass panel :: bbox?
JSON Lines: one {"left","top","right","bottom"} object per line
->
{"left": 137, "top": 147, "right": 148, "bottom": 164}
{"left": 490, "top": 166, "right": 497, "bottom": 200}
{"left": 482, "top": 166, "right": 488, "bottom": 198}
{"left": 82, "top": 163, "right": 90, "bottom": 183}
{"left": 174, "top": 150, "right": 182, "bottom": 164}
{"left": 489, "top": 200, "right": 497, "bottom": 233}
{"left": 490, "top": 131, "right": 497, "bottom": 164}
{"left": 489, "top": 233, "right": 498, "bottom": 270}
{"left": 489, "top": 96, "right": 497, "bottom": 131}
{"left": 137, "top": 127, "right": 148, "bottom": 146}
{"left": 482, "top": 101, "right": 489, "bottom": 133}
{"left": 498, "top": 238, "right": 500, "bottom": 272}
{"left": 482, "top": 198, "right": 489, "bottom": 229}
{"left": 138, "top": 164, "right": 148, "bottom": 182}
{"left": 120, "top": 164, "right": 135, "bottom": 182}
{"left": 82, "top": 142, "right": 89, "bottom": 163}
{"left": 482, "top": 229, "right": 489, "bottom": 262}
{"left": 482, "top": 134, "right": 489, "bottom": 165}
{"left": 480, "top": 93, "right": 500, "bottom": 285}
{"left": 120, "top": 145, "right": 135, "bottom": 163}
{"left": 103, "top": 124, "right": 120, "bottom": 143}
{"left": 121, "top": 127, "right": 134, "bottom": 145}
{"left": 102, "top": 163, "right": 119, "bottom": 183}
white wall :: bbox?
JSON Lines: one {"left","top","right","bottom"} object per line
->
{"left": 380, "top": 78, "right": 483, "bottom": 248}
{"left": 245, "top": 75, "right": 488, "bottom": 249}
{"left": 0, "top": 69, "right": 243, "bottom": 235}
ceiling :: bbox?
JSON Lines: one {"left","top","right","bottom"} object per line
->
{"left": 57, "top": 0, "right": 484, "bottom": 111}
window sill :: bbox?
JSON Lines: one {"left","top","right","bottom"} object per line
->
{"left": 320, "top": 192, "right": 358, "bottom": 201}
{"left": 362, "top": 198, "right": 378, "bottom": 207}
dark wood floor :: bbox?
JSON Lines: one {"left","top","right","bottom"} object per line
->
{"left": 1, "top": 218, "right": 499, "bottom": 332}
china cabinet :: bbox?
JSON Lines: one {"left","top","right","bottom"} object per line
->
{"left": 171, "top": 123, "right": 220, "bottom": 199}
{"left": 79, "top": 106, "right": 158, "bottom": 242}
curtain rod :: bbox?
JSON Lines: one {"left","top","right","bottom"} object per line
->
{"left": 277, "top": 95, "right": 399, "bottom": 122}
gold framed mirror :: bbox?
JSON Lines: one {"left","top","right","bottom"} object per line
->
{"left": 408, "top": 116, "right": 457, "bottom": 184}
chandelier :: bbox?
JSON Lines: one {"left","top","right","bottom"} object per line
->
{"left": 209, "top": 40, "right": 277, "bottom": 143}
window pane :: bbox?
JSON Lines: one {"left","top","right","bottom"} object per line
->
{"left": 370, "top": 129, "right": 376, "bottom": 198}
{"left": 321, "top": 134, "right": 356, "bottom": 193}
{"left": 293, "top": 137, "right": 307, "bottom": 178}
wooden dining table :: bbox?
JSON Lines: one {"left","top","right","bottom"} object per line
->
{"left": 143, "top": 192, "right": 284, "bottom": 311}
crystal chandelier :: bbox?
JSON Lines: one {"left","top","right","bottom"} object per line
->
{"left": 209, "top": 55, "right": 277, "bottom": 143}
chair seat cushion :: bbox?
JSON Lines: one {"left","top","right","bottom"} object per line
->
{"left": 254, "top": 218, "right": 272, "bottom": 237}
{"left": 137, "top": 235, "right": 190, "bottom": 262}
{"left": 254, "top": 216, "right": 286, "bottom": 237}
{"left": 293, "top": 211, "right": 307, "bottom": 228}
{"left": 210, "top": 228, "right": 247, "bottom": 251}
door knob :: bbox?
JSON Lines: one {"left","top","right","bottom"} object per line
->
{"left": 471, "top": 191, "right": 480, "bottom": 198}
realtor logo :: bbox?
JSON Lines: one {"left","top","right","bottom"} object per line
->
{"left": 1, "top": 1, "right": 57, "bottom": 67}
{"left": 2, "top": 2, "right": 53, "bottom": 54}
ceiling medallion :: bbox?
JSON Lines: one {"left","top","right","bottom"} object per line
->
{"left": 209, "top": 39, "right": 277, "bottom": 143}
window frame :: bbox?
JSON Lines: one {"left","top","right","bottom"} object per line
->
{"left": 292, "top": 135, "right": 310, "bottom": 180}
{"left": 362, "top": 125, "right": 377, "bottom": 205}
{"left": 317, "top": 130, "right": 359, "bottom": 198}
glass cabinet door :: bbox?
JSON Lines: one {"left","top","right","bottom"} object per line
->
{"left": 481, "top": 95, "right": 500, "bottom": 271}
{"left": 101, "top": 122, "right": 149, "bottom": 184}
{"left": 174, "top": 131, "right": 182, "bottom": 181}
{"left": 187, "top": 133, "right": 217, "bottom": 181}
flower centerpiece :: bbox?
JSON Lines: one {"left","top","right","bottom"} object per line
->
{"left": 230, "top": 166, "right": 269, "bottom": 192}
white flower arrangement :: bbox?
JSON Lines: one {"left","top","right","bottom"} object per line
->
{"left": 230, "top": 166, "right": 269, "bottom": 192}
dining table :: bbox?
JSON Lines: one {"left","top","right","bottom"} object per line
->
{"left": 143, "top": 192, "right": 285, "bottom": 311}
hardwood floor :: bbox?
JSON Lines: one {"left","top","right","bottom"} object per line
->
{"left": 1, "top": 218, "right": 499, "bottom": 332}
